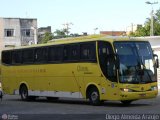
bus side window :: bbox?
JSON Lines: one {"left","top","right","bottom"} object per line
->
{"left": 55, "top": 46, "right": 63, "bottom": 62}
{"left": 48, "top": 46, "right": 63, "bottom": 62}
{"left": 2, "top": 51, "right": 12, "bottom": 65}
{"left": 63, "top": 45, "right": 70, "bottom": 61}
{"left": 63, "top": 44, "right": 80, "bottom": 62}
{"left": 80, "top": 42, "right": 96, "bottom": 61}
{"left": 12, "top": 50, "right": 22, "bottom": 64}
{"left": 70, "top": 44, "right": 80, "bottom": 61}
{"left": 48, "top": 47, "right": 55, "bottom": 62}
{"left": 98, "top": 41, "right": 117, "bottom": 82}
{"left": 35, "top": 47, "right": 48, "bottom": 63}
{"left": 22, "top": 49, "right": 34, "bottom": 64}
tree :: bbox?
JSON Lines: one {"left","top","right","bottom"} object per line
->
{"left": 54, "top": 29, "right": 67, "bottom": 38}
{"left": 63, "top": 28, "right": 70, "bottom": 36}
{"left": 41, "top": 32, "right": 53, "bottom": 43}
{"left": 136, "top": 26, "right": 149, "bottom": 36}
{"left": 155, "top": 9, "right": 160, "bottom": 22}
{"left": 129, "top": 8, "right": 160, "bottom": 36}
{"left": 53, "top": 28, "right": 72, "bottom": 38}
{"left": 154, "top": 9, "right": 160, "bottom": 35}
{"left": 38, "top": 28, "right": 74, "bottom": 44}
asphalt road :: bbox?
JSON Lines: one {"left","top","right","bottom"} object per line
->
{"left": 0, "top": 94, "right": 160, "bottom": 120}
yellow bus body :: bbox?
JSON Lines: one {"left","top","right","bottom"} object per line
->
{"left": 1, "top": 35, "right": 158, "bottom": 105}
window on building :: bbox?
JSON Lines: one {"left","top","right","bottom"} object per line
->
{"left": 4, "top": 29, "right": 14, "bottom": 37}
{"left": 21, "top": 29, "right": 31, "bottom": 37}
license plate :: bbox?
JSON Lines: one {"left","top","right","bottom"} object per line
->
{"left": 139, "top": 94, "right": 146, "bottom": 97}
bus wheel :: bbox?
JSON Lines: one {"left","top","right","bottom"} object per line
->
{"left": 121, "top": 100, "right": 132, "bottom": 105}
{"left": 20, "top": 85, "right": 29, "bottom": 101}
{"left": 88, "top": 87, "right": 101, "bottom": 106}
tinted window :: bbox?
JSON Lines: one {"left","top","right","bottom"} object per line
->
{"left": 98, "top": 41, "right": 117, "bottom": 82}
{"left": 35, "top": 47, "right": 47, "bottom": 63}
{"left": 48, "top": 47, "right": 55, "bottom": 61}
{"left": 70, "top": 44, "right": 80, "bottom": 61}
{"left": 63, "top": 45, "right": 70, "bottom": 61}
{"left": 80, "top": 42, "right": 96, "bottom": 61}
{"left": 48, "top": 46, "right": 63, "bottom": 62}
{"left": 22, "top": 49, "right": 34, "bottom": 63}
{"left": 63, "top": 44, "right": 80, "bottom": 61}
{"left": 2, "top": 42, "right": 97, "bottom": 65}
{"left": 2, "top": 51, "right": 12, "bottom": 64}
{"left": 12, "top": 50, "right": 22, "bottom": 64}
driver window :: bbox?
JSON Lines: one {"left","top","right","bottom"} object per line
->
{"left": 98, "top": 41, "right": 117, "bottom": 82}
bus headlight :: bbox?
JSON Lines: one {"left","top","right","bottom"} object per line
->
{"left": 120, "top": 88, "right": 133, "bottom": 92}
{"left": 151, "top": 86, "right": 158, "bottom": 91}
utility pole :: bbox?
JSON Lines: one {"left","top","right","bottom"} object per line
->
{"left": 146, "top": 1, "right": 158, "bottom": 36}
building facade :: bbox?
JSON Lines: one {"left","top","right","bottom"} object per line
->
{"left": 38, "top": 26, "right": 51, "bottom": 43}
{"left": 0, "top": 17, "right": 37, "bottom": 51}
{"left": 126, "top": 24, "right": 142, "bottom": 35}
{"left": 100, "top": 31, "right": 126, "bottom": 36}
{"left": 38, "top": 26, "right": 51, "bottom": 35}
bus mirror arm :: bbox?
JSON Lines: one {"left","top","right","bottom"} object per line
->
{"left": 153, "top": 54, "right": 159, "bottom": 68}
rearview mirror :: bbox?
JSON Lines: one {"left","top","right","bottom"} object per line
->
{"left": 153, "top": 54, "right": 159, "bottom": 68}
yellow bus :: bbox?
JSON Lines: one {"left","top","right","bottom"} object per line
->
{"left": 1, "top": 35, "right": 159, "bottom": 105}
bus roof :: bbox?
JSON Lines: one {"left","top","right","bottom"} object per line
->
{"left": 48, "top": 35, "right": 131, "bottom": 43}
{"left": 2, "top": 35, "right": 147, "bottom": 50}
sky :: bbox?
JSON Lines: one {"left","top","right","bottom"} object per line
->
{"left": 0, "top": 0, "right": 160, "bottom": 34}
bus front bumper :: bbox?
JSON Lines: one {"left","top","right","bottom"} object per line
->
{"left": 119, "top": 90, "right": 158, "bottom": 101}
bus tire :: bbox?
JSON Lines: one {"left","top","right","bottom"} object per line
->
{"left": 121, "top": 100, "right": 132, "bottom": 105}
{"left": 20, "top": 85, "right": 29, "bottom": 101}
{"left": 88, "top": 87, "right": 101, "bottom": 106}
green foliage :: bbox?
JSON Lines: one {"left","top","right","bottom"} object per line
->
{"left": 53, "top": 29, "right": 69, "bottom": 39}
{"left": 53, "top": 29, "right": 76, "bottom": 39}
{"left": 63, "top": 28, "right": 70, "bottom": 36}
{"left": 129, "top": 8, "right": 160, "bottom": 36}
{"left": 38, "top": 28, "right": 81, "bottom": 44}
{"left": 54, "top": 29, "right": 66, "bottom": 37}
{"left": 155, "top": 9, "right": 160, "bottom": 22}
{"left": 41, "top": 32, "right": 53, "bottom": 43}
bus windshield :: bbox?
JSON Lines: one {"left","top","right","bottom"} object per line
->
{"left": 114, "top": 41, "right": 156, "bottom": 84}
